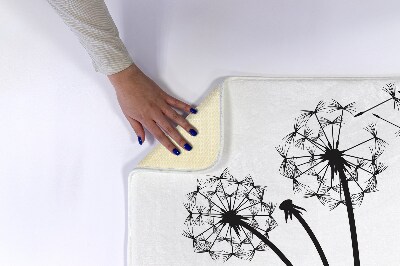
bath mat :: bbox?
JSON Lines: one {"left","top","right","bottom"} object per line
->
{"left": 128, "top": 77, "right": 400, "bottom": 266}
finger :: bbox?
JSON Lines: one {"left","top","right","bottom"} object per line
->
{"left": 126, "top": 116, "right": 145, "bottom": 145}
{"left": 155, "top": 114, "right": 193, "bottom": 152}
{"left": 144, "top": 120, "right": 181, "bottom": 156}
{"left": 165, "top": 95, "right": 197, "bottom": 114}
{"left": 162, "top": 106, "right": 198, "bottom": 137}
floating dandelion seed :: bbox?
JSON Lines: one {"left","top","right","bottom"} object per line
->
{"left": 355, "top": 83, "right": 400, "bottom": 117}
{"left": 373, "top": 113, "right": 400, "bottom": 137}
{"left": 278, "top": 99, "right": 389, "bottom": 266}
{"left": 183, "top": 168, "right": 292, "bottom": 265}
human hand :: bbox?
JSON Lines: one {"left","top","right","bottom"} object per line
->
{"left": 107, "top": 64, "right": 198, "bottom": 156}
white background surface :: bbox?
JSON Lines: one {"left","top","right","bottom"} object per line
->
{"left": 1, "top": 1, "right": 400, "bottom": 265}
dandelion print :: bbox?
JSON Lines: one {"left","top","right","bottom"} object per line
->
{"left": 373, "top": 114, "right": 400, "bottom": 137}
{"left": 279, "top": 199, "right": 329, "bottom": 266}
{"left": 278, "top": 99, "right": 388, "bottom": 266}
{"left": 183, "top": 168, "right": 292, "bottom": 265}
{"left": 355, "top": 83, "right": 400, "bottom": 117}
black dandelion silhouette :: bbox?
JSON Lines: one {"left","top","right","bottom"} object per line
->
{"left": 278, "top": 99, "right": 389, "bottom": 266}
{"left": 279, "top": 199, "right": 329, "bottom": 266}
{"left": 183, "top": 168, "right": 292, "bottom": 265}
{"left": 355, "top": 83, "right": 400, "bottom": 117}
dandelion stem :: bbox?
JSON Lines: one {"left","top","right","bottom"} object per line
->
{"left": 279, "top": 199, "right": 329, "bottom": 266}
{"left": 338, "top": 167, "right": 360, "bottom": 266}
{"left": 294, "top": 211, "right": 329, "bottom": 266}
{"left": 354, "top": 98, "right": 392, "bottom": 117}
{"left": 238, "top": 220, "right": 293, "bottom": 266}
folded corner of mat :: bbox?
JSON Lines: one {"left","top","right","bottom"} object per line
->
{"left": 135, "top": 85, "right": 223, "bottom": 172}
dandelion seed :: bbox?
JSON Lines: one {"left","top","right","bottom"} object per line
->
{"left": 373, "top": 113, "right": 400, "bottom": 138}
{"left": 364, "top": 123, "right": 387, "bottom": 149}
{"left": 355, "top": 83, "right": 400, "bottom": 116}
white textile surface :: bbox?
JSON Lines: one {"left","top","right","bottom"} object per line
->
{"left": 129, "top": 78, "right": 400, "bottom": 266}
{"left": 2, "top": 1, "right": 400, "bottom": 265}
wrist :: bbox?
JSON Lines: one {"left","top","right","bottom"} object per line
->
{"left": 107, "top": 63, "right": 141, "bottom": 88}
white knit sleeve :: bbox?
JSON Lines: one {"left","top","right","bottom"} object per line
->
{"left": 47, "top": 0, "right": 134, "bottom": 75}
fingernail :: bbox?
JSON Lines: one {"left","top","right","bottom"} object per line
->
{"left": 184, "top": 143, "right": 192, "bottom": 151}
{"left": 173, "top": 148, "right": 180, "bottom": 156}
{"left": 189, "top": 129, "right": 197, "bottom": 136}
{"left": 138, "top": 136, "right": 143, "bottom": 145}
{"left": 190, "top": 107, "right": 198, "bottom": 114}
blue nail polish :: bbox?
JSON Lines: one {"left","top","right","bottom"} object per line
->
{"left": 189, "top": 129, "right": 198, "bottom": 136}
{"left": 173, "top": 148, "right": 180, "bottom": 156}
{"left": 138, "top": 136, "right": 143, "bottom": 145}
{"left": 190, "top": 108, "right": 198, "bottom": 114}
{"left": 184, "top": 143, "right": 192, "bottom": 151}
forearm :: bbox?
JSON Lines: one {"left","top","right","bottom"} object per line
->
{"left": 47, "top": 0, "right": 133, "bottom": 75}
{"left": 46, "top": 0, "right": 197, "bottom": 154}
{"left": 107, "top": 64, "right": 141, "bottom": 88}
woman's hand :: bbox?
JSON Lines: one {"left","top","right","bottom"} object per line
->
{"left": 107, "top": 64, "right": 198, "bottom": 156}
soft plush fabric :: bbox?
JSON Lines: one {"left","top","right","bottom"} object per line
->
{"left": 129, "top": 77, "right": 400, "bottom": 266}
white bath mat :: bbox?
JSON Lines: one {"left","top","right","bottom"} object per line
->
{"left": 128, "top": 77, "right": 400, "bottom": 266}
